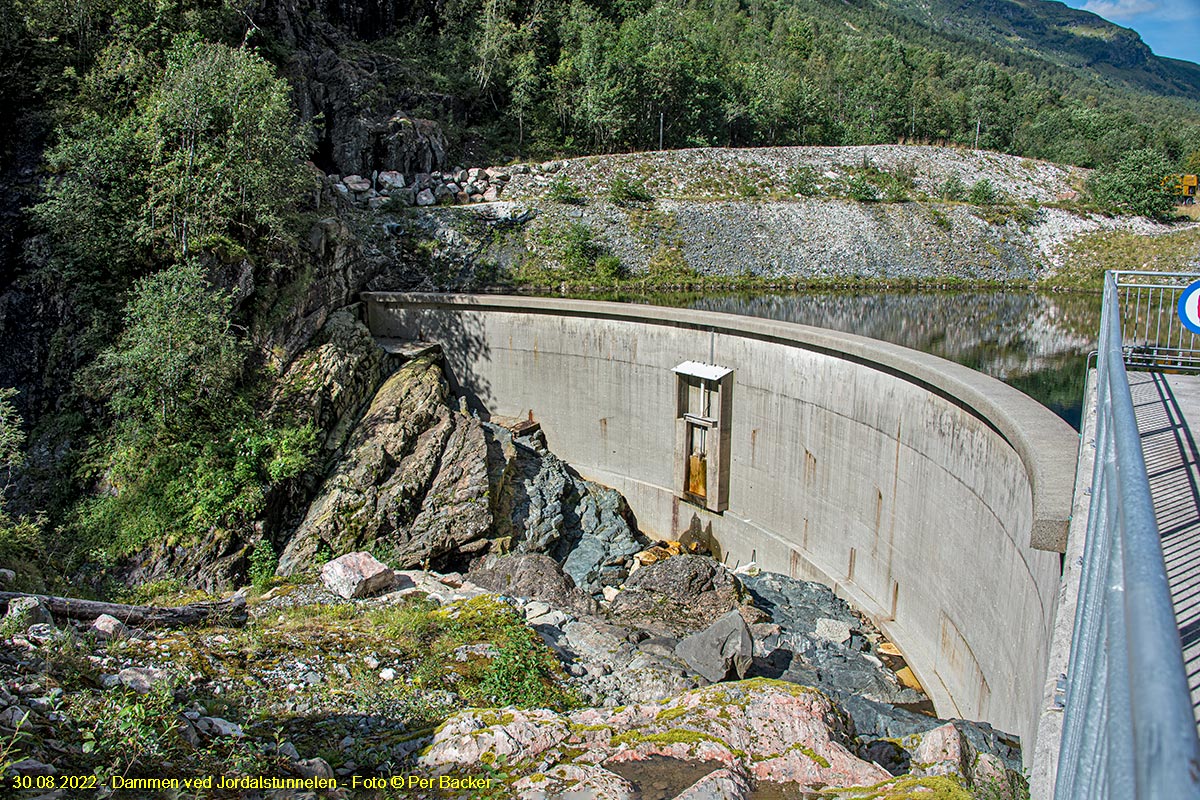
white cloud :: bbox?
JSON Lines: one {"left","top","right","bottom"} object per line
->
{"left": 1083, "top": 0, "right": 1198, "bottom": 21}
{"left": 1082, "top": 0, "right": 1160, "bottom": 20}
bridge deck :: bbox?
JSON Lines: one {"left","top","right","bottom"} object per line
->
{"left": 1131, "top": 371, "right": 1200, "bottom": 725}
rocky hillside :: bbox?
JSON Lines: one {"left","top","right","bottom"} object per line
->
{"left": 0, "top": 545, "right": 1026, "bottom": 799}
{"left": 348, "top": 144, "right": 1195, "bottom": 286}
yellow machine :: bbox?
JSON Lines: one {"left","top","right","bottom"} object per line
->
{"left": 1170, "top": 174, "right": 1198, "bottom": 204}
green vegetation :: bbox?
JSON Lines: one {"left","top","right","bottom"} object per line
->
{"left": 71, "top": 259, "right": 318, "bottom": 564}
{"left": 547, "top": 174, "right": 585, "bottom": 205}
{"left": 1045, "top": 226, "right": 1200, "bottom": 288}
{"left": 1087, "top": 148, "right": 1178, "bottom": 220}
{"left": 0, "top": 593, "right": 578, "bottom": 781}
{"left": 0, "top": 390, "right": 45, "bottom": 589}
{"left": 819, "top": 774, "right": 973, "bottom": 800}
{"left": 359, "top": 0, "right": 1200, "bottom": 169}
{"left": 608, "top": 176, "right": 654, "bottom": 207}
{"left": 968, "top": 179, "right": 999, "bottom": 205}
{"left": 3, "top": 0, "right": 1199, "bottom": 587}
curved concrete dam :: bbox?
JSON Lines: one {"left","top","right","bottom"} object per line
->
{"left": 363, "top": 293, "right": 1078, "bottom": 760}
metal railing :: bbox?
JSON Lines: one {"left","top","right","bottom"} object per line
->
{"left": 1113, "top": 270, "right": 1200, "bottom": 373}
{"left": 1055, "top": 272, "right": 1200, "bottom": 799}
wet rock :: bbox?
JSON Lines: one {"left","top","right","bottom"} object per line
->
{"left": 468, "top": 554, "right": 598, "bottom": 616}
{"left": 673, "top": 768, "right": 751, "bottom": 800}
{"left": 674, "top": 610, "right": 754, "bottom": 683}
{"left": 5, "top": 597, "right": 53, "bottom": 627}
{"left": 320, "top": 552, "right": 396, "bottom": 599}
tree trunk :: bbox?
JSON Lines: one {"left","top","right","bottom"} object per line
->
{"left": 0, "top": 592, "right": 248, "bottom": 628}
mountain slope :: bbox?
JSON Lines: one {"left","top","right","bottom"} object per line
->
{"left": 878, "top": 0, "right": 1200, "bottom": 99}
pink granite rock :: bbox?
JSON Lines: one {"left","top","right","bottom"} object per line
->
{"left": 320, "top": 552, "right": 395, "bottom": 599}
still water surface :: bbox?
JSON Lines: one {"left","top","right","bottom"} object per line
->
{"left": 607, "top": 290, "right": 1102, "bottom": 430}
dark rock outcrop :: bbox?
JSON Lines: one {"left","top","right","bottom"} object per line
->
{"left": 486, "top": 425, "right": 647, "bottom": 596}
{"left": 467, "top": 553, "right": 598, "bottom": 617}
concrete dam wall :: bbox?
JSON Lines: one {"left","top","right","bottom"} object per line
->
{"left": 363, "top": 293, "right": 1077, "bottom": 759}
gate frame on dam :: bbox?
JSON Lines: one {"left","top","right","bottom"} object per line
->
{"left": 362, "top": 292, "right": 1078, "bottom": 772}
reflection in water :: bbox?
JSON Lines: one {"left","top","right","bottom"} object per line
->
{"left": 617, "top": 291, "right": 1102, "bottom": 430}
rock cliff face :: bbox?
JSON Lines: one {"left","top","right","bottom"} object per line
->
{"left": 276, "top": 350, "right": 651, "bottom": 589}
{"left": 486, "top": 424, "right": 647, "bottom": 596}
{"left": 251, "top": 0, "right": 451, "bottom": 178}
{"left": 278, "top": 352, "right": 493, "bottom": 574}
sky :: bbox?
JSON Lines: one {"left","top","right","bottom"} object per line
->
{"left": 1058, "top": 0, "right": 1200, "bottom": 64}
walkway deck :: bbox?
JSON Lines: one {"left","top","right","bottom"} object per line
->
{"left": 1131, "top": 371, "right": 1200, "bottom": 724}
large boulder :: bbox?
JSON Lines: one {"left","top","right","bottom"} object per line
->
{"left": 486, "top": 426, "right": 646, "bottom": 596}
{"left": 609, "top": 555, "right": 755, "bottom": 636}
{"left": 420, "top": 679, "right": 890, "bottom": 792}
{"left": 278, "top": 354, "right": 493, "bottom": 574}
{"left": 320, "top": 551, "right": 395, "bottom": 599}
{"left": 674, "top": 609, "right": 754, "bottom": 683}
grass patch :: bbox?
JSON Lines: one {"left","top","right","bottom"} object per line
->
{"left": 1045, "top": 225, "right": 1200, "bottom": 289}
{"left": 819, "top": 775, "right": 973, "bottom": 799}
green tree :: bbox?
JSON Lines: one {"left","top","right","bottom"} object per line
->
{"left": 35, "top": 36, "right": 309, "bottom": 280}
{"left": 95, "top": 260, "right": 244, "bottom": 438}
{"left": 0, "top": 388, "right": 23, "bottom": 495}
{"left": 1088, "top": 148, "right": 1177, "bottom": 220}
{"left": 138, "top": 36, "right": 309, "bottom": 258}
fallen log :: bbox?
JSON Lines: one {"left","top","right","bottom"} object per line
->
{"left": 0, "top": 592, "right": 247, "bottom": 629}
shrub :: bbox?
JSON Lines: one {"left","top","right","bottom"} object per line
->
{"left": 883, "top": 180, "right": 910, "bottom": 203}
{"left": 938, "top": 176, "right": 966, "bottom": 201}
{"left": 248, "top": 540, "right": 277, "bottom": 589}
{"left": 609, "top": 176, "right": 654, "bottom": 206}
{"left": 968, "top": 178, "right": 998, "bottom": 205}
{"left": 787, "top": 167, "right": 821, "bottom": 196}
{"left": 546, "top": 174, "right": 584, "bottom": 205}
{"left": 846, "top": 174, "right": 879, "bottom": 202}
{"left": 1088, "top": 149, "right": 1178, "bottom": 221}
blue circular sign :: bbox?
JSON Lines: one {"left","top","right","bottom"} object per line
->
{"left": 1180, "top": 280, "right": 1200, "bottom": 336}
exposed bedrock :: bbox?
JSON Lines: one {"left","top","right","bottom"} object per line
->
{"left": 276, "top": 352, "right": 648, "bottom": 588}
{"left": 277, "top": 352, "right": 492, "bottom": 574}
